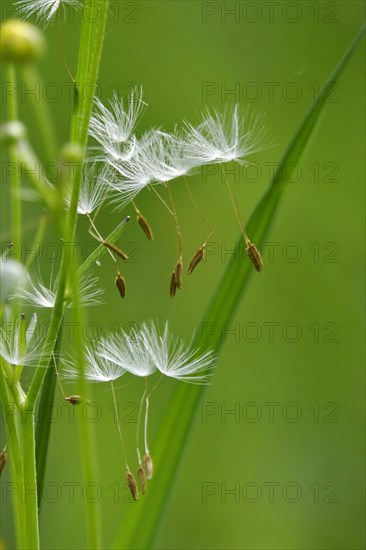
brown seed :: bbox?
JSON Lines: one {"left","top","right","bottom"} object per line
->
{"left": 126, "top": 468, "right": 139, "bottom": 501}
{"left": 0, "top": 451, "right": 7, "bottom": 476}
{"left": 137, "top": 464, "right": 146, "bottom": 494}
{"left": 137, "top": 213, "right": 153, "bottom": 241}
{"left": 246, "top": 241, "right": 263, "bottom": 272}
{"left": 188, "top": 244, "right": 205, "bottom": 275}
{"left": 115, "top": 272, "right": 126, "bottom": 298}
{"left": 65, "top": 395, "right": 81, "bottom": 405}
{"left": 169, "top": 271, "right": 177, "bottom": 298}
{"left": 103, "top": 241, "right": 128, "bottom": 261}
{"left": 143, "top": 453, "right": 153, "bottom": 480}
{"left": 174, "top": 258, "right": 183, "bottom": 289}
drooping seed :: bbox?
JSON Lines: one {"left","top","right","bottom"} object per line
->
{"left": 126, "top": 468, "right": 139, "bottom": 501}
{"left": 115, "top": 272, "right": 126, "bottom": 298}
{"left": 188, "top": 244, "right": 205, "bottom": 274}
{"left": 246, "top": 241, "right": 263, "bottom": 272}
{"left": 170, "top": 271, "right": 177, "bottom": 298}
{"left": 65, "top": 395, "right": 81, "bottom": 405}
{"left": 137, "top": 464, "right": 146, "bottom": 494}
{"left": 174, "top": 258, "right": 183, "bottom": 289}
{"left": 0, "top": 451, "right": 7, "bottom": 477}
{"left": 143, "top": 453, "right": 153, "bottom": 480}
{"left": 103, "top": 241, "right": 128, "bottom": 260}
{"left": 137, "top": 213, "right": 153, "bottom": 241}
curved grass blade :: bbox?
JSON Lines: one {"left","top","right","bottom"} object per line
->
{"left": 112, "top": 23, "right": 365, "bottom": 550}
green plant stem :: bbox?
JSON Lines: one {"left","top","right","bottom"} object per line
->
{"left": 13, "top": 139, "right": 56, "bottom": 211}
{"left": 112, "top": 22, "right": 366, "bottom": 550}
{"left": 21, "top": 2, "right": 109, "bottom": 549}
{"left": 0, "top": 367, "right": 26, "bottom": 549}
{"left": 20, "top": 406, "right": 39, "bottom": 549}
{"left": 21, "top": 65, "right": 57, "bottom": 163}
{"left": 68, "top": 247, "right": 101, "bottom": 549}
{"left": 6, "top": 64, "right": 21, "bottom": 261}
{"left": 25, "top": 210, "right": 48, "bottom": 269}
{"left": 78, "top": 216, "right": 131, "bottom": 277}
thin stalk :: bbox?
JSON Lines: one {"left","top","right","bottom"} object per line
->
{"left": 143, "top": 375, "right": 163, "bottom": 454}
{"left": 0, "top": 367, "right": 26, "bottom": 549}
{"left": 136, "top": 378, "right": 148, "bottom": 462}
{"left": 221, "top": 165, "right": 249, "bottom": 245}
{"left": 20, "top": 406, "right": 39, "bottom": 549}
{"left": 25, "top": 211, "right": 48, "bottom": 269}
{"left": 184, "top": 176, "right": 214, "bottom": 243}
{"left": 110, "top": 380, "right": 129, "bottom": 468}
{"left": 21, "top": 65, "right": 57, "bottom": 162}
{"left": 167, "top": 185, "right": 183, "bottom": 257}
{"left": 6, "top": 64, "right": 21, "bottom": 261}
{"left": 57, "top": 18, "right": 75, "bottom": 83}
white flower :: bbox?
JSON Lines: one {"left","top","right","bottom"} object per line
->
{"left": 63, "top": 348, "right": 126, "bottom": 382}
{"left": 140, "top": 321, "right": 216, "bottom": 384}
{"left": 16, "top": 0, "right": 82, "bottom": 27}
{"left": 98, "top": 325, "right": 156, "bottom": 378}
{"left": 65, "top": 161, "right": 111, "bottom": 216}
{"left": 12, "top": 267, "right": 104, "bottom": 308}
{"left": 184, "top": 104, "right": 268, "bottom": 165}
{"left": 89, "top": 89, "right": 146, "bottom": 164}
{"left": 0, "top": 314, "right": 40, "bottom": 367}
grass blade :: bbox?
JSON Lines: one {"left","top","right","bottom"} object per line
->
{"left": 112, "top": 23, "right": 365, "bottom": 549}
{"left": 35, "top": 326, "right": 62, "bottom": 513}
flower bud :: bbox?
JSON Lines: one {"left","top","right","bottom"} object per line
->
{"left": 0, "top": 121, "right": 26, "bottom": 145}
{"left": 143, "top": 453, "right": 153, "bottom": 480}
{"left": 0, "top": 258, "right": 27, "bottom": 304}
{"left": 59, "top": 143, "right": 83, "bottom": 165}
{"left": 0, "top": 20, "right": 45, "bottom": 64}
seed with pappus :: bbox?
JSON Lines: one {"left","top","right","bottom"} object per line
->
{"left": 137, "top": 464, "right": 146, "bottom": 494}
{"left": 143, "top": 453, "right": 153, "bottom": 480}
{"left": 137, "top": 212, "right": 153, "bottom": 241}
{"left": 16, "top": 0, "right": 82, "bottom": 28}
{"left": 115, "top": 272, "right": 126, "bottom": 298}
{"left": 246, "top": 241, "right": 263, "bottom": 272}
{"left": 188, "top": 244, "right": 205, "bottom": 274}
{"left": 174, "top": 258, "right": 183, "bottom": 289}
{"left": 126, "top": 468, "right": 139, "bottom": 501}
{"left": 170, "top": 271, "right": 177, "bottom": 298}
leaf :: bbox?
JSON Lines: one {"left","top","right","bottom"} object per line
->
{"left": 35, "top": 326, "right": 62, "bottom": 512}
{"left": 112, "top": 23, "right": 365, "bottom": 550}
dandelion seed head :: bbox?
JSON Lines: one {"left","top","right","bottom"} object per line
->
{"left": 12, "top": 267, "right": 104, "bottom": 308}
{"left": 63, "top": 348, "right": 126, "bottom": 383}
{"left": 184, "top": 104, "right": 269, "bottom": 166}
{"left": 0, "top": 313, "right": 40, "bottom": 367}
{"left": 65, "top": 161, "right": 111, "bottom": 216}
{"left": 89, "top": 89, "right": 146, "bottom": 163}
{"left": 16, "top": 0, "right": 81, "bottom": 27}
{"left": 140, "top": 321, "right": 216, "bottom": 384}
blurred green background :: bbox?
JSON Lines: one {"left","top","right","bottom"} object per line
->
{"left": 1, "top": 1, "right": 365, "bottom": 549}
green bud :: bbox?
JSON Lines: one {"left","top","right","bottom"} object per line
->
{"left": 0, "top": 258, "right": 27, "bottom": 304}
{"left": 0, "top": 121, "right": 26, "bottom": 145}
{"left": 59, "top": 143, "right": 84, "bottom": 165}
{"left": 0, "top": 19, "right": 45, "bottom": 64}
